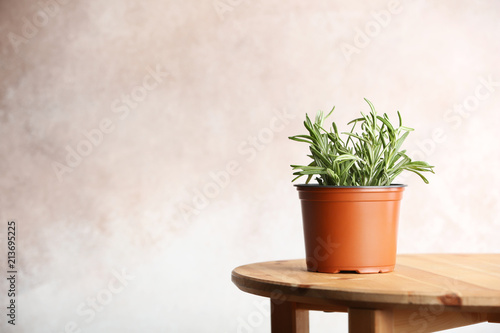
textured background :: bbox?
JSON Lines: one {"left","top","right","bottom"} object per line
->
{"left": 1, "top": 0, "right": 500, "bottom": 332}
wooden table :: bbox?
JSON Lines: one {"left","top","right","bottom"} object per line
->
{"left": 232, "top": 254, "right": 500, "bottom": 332}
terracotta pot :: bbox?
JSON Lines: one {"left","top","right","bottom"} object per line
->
{"left": 296, "top": 184, "right": 406, "bottom": 274}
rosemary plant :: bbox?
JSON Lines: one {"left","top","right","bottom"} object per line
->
{"left": 289, "top": 99, "right": 434, "bottom": 186}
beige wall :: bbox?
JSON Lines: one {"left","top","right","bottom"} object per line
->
{"left": 1, "top": 0, "right": 499, "bottom": 332}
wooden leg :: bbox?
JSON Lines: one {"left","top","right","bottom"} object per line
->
{"left": 349, "top": 308, "right": 394, "bottom": 333}
{"left": 270, "top": 299, "right": 309, "bottom": 333}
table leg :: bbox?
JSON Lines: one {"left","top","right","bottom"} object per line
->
{"left": 270, "top": 299, "right": 309, "bottom": 333}
{"left": 348, "top": 308, "right": 394, "bottom": 333}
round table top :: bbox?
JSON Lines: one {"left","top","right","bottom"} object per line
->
{"left": 232, "top": 254, "right": 500, "bottom": 311}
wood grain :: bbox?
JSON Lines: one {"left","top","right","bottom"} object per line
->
{"left": 349, "top": 308, "right": 394, "bottom": 333}
{"left": 271, "top": 300, "right": 309, "bottom": 333}
{"left": 233, "top": 255, "right": 500, "bottom": 332}
{"left": 232, "top": 254, "right": 500, "bottom": 310}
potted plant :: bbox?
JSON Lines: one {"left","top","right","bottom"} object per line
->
{"left": 290, "top": 99, "right": 434, "bottom": 273}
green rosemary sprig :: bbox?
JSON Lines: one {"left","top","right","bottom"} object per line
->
{"left": 289, "top": 98, "right": 434, "bottom": 186}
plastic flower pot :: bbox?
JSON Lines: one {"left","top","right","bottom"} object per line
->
{"left": 296, "top": 184, "right": 406, "bottom": 274}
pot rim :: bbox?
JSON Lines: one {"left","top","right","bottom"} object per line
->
{"left": 295, "top": 184, "right": 407, "bottom": 188}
